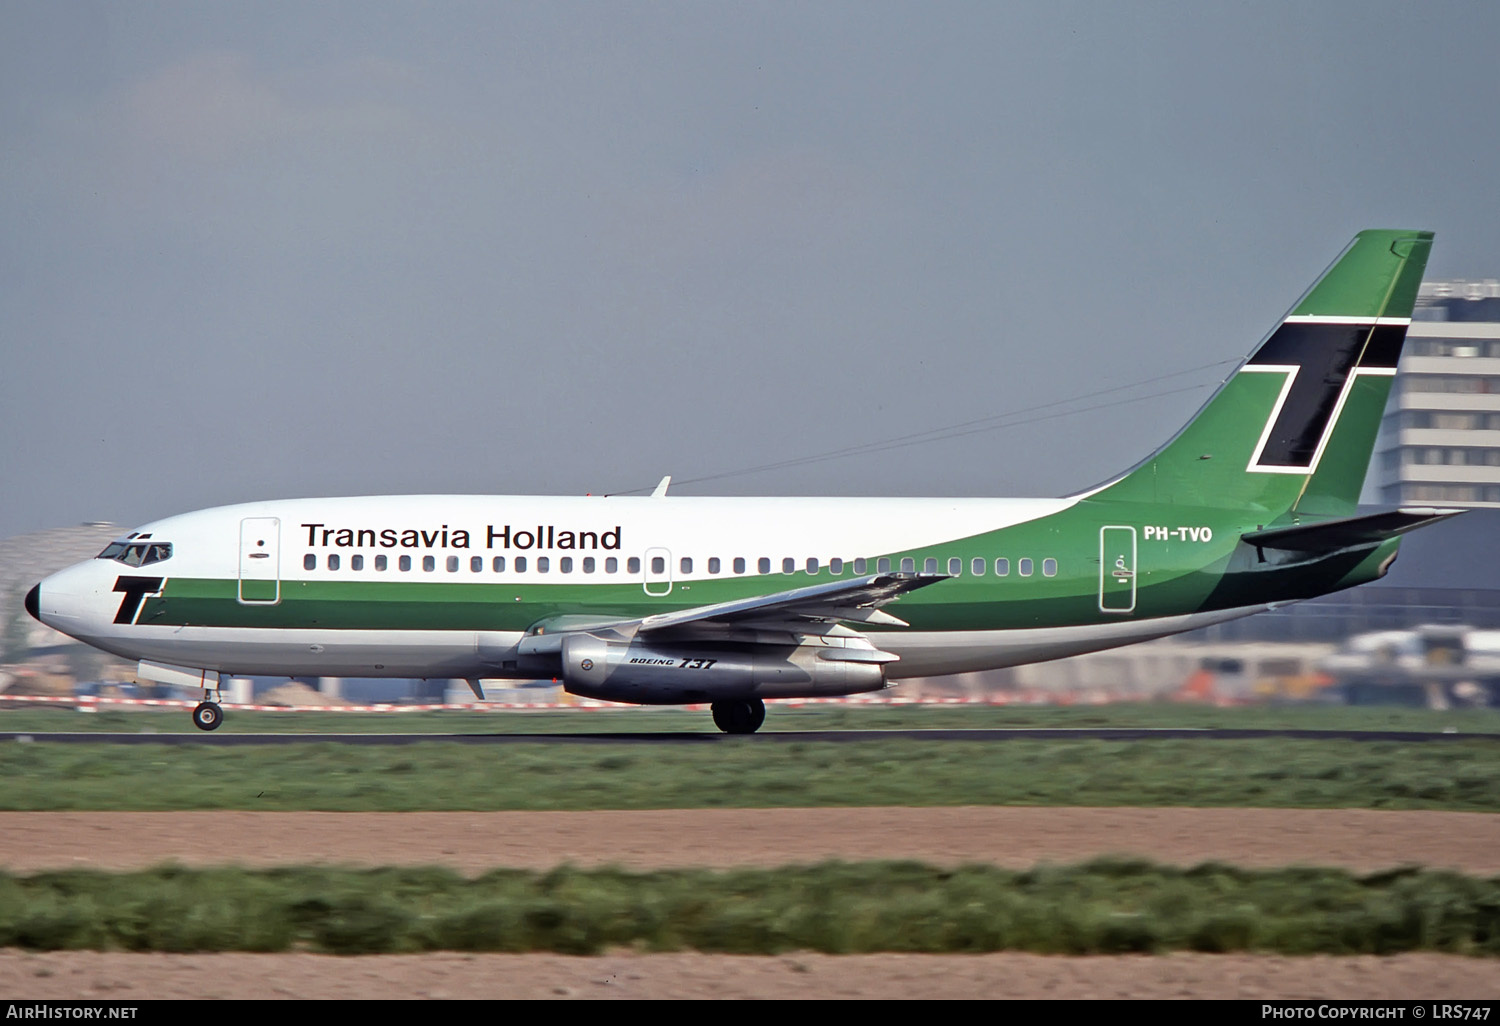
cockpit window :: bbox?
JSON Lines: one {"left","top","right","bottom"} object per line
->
{"left": 98, "top": 541, "right": 172, "bottom": 567}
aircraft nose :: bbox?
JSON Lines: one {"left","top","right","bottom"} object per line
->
{"left": 28, "top": 562, "right": 109, "bottom": 638}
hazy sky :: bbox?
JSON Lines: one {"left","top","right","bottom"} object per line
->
{"left": 4, "top": 1, "right": 1498, "bottom": 539}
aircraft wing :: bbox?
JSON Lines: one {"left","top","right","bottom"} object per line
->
{"left": 516, "top": 573, "right": 945, "bottom": 654}
{"left": 636, "top": 572, "right": 946, "bottom": 632}
{"left": 1242, "top": 506, "right": 1466, "bottom": 552}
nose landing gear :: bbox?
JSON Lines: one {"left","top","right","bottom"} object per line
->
{"left": 192, "top": 683, "right": 224, "bottom": 731}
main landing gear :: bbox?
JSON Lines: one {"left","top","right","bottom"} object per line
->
{"left": 711, "top": 697, "right": 766, "bottom": 735}
{"left": 192, "top": 684, "right": 224, "bottom": 731}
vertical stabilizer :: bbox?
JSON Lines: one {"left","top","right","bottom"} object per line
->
{"left": 1092, "top": 230, "right": 1433, "bottom": 515}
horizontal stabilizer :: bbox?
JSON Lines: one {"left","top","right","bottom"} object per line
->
{"left": 1242, "top": 506, "right": 1466, "bottom": 552}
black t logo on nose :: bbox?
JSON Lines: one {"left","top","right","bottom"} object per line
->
{"left": 113, "top": 576, "right": 164, "bottom": 624}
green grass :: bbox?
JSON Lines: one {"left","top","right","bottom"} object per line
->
{"left": 0, "top": 860, "right": 1494, "bottom": 956}
{"left": 5, "top": 703, "right": 1495, "bottom": 957}
{"left": 1, "top": 737, "right": 1496, "bottom": 811}
{"left": 3, "top": 700, "right": 1497, "bottom": 734}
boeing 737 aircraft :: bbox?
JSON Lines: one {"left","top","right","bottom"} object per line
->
{"left": 28, "top": 230, "right": 1460, "bottom": 732}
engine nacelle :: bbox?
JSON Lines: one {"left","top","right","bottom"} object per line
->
{"left": 560, "top": 634, "right": 886, "bottom": 704}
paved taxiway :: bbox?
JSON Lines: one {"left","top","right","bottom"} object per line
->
{"left": 0, "top": 728, "right": 1495, "bottom": 744}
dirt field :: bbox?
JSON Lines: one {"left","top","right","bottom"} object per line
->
{"left": 1, "top": 807, "right": 1496, "bottom": 999}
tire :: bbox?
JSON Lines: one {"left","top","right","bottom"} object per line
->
{"left": 711, "top": 698, "right": 765, "bottom": 734}
{"left": 192, "top": 701, "right": 223, "bottom": 732}
{"left": 744, "top": 697, "right": 766, "bottom": 732}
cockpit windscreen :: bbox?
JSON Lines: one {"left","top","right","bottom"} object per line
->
{"left": 98, "top": 541, "right": 173, "bottom": 567}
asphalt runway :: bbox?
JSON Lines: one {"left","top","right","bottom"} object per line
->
{"left": 0, "top": 727, "right": 1496, "bottom": 745}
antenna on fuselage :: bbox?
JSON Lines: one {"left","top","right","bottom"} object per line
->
{"left": 650, "top": 475, "right": 672, "bottom": 498}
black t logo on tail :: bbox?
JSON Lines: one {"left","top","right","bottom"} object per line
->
{"left": 113, "top": 576, "right": 164, "bottom": 624}
{"left": 1247, "top": 320, "right": 1406, "bottom": 470}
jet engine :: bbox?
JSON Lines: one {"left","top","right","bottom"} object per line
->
{"left": 559, "top": 633, "right": 887, "bottom": 704}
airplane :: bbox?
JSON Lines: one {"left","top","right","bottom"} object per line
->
{"left": 27, "top": 229, "right": 1463, "bottom": 733}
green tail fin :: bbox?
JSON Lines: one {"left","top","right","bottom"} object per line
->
{"left": 1092, "top": 229, "right": 1433, "bottom": 515}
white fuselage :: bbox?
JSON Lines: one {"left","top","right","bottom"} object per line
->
{"left": 30, "top": 493, "right": 1271, "bottom": 686}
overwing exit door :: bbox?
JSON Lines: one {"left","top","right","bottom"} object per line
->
{"left": 643, "top": 546, "right": 673, "bottom": 596}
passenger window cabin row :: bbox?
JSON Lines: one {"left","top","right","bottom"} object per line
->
{"left": 300, "top": 552, "right": 1061, "bottom": 578}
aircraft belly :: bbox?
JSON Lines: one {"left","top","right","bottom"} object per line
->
{"left": 87, "top": 604, "right": 1277, "bottom": 682}
{"left": 81, "top": 626, "right": 522, "bottom": 679}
